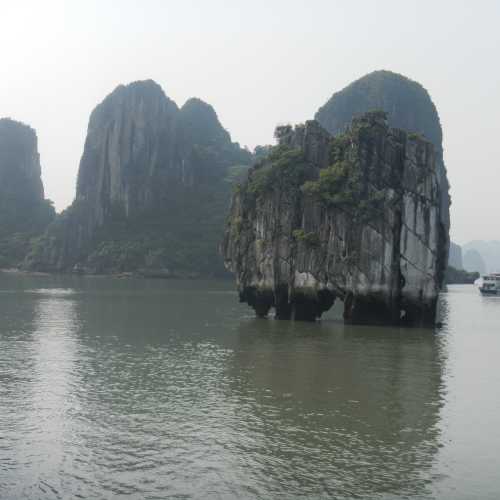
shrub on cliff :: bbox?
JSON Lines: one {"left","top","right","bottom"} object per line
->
{"left": 248, "top": 146, "right": 308, "bottom": 196}
{"left": 315, "top": 70, "right": 442, "bottom": 155}
{"left": 302, "top": 160, "right": 359, "bottom": 207}
{"left": 292, "top": 229, "right": 320, "bottom": 248}
{"left": 301, "top": 127, "right": 385, "bottom": 221}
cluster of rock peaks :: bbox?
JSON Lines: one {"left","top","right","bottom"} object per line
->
{"left": 27, "top": 80, "right": 251, "bottom": 275}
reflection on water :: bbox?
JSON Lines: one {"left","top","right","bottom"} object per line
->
{"left": 0, "top": 287, "right": 81, "bottom": 498}
{"left": 0, "top": 275, "right": 499, "bottom": 499}
{"left": 229, "top": 321, "right": 445, "bottom": 498}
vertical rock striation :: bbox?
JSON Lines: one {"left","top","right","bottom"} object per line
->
{"left": 76, "top": 80, "right": 179, "bottom": 227}
{"left": 28, "top": 80, "right": 251, "bottom": 274}
{"left": 315, "top": 70, "right": 450, "bottom": 278}
{"left": 223, "top": 112, "right": 449, "bottom": 326}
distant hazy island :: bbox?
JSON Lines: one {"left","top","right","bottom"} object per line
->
{"left": 0, "top": 70, "right": 492, "bottom": 325}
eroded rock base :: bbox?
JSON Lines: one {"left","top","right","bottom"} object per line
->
{"left": 343, "top": 293, "right": 437, "bottom": 327}
{"left": 240, "top": 286, "right": 335, "bottom": 321}
{"left": 241, "top": 286, "right": 437, "bottom": 326}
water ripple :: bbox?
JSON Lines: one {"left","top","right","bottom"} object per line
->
{"left": 1, "top": 279, "right": 499, "bottom": 498}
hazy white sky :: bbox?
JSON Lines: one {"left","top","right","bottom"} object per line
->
{"left": 1, "top": 0, "right": 499, "bottom": 244}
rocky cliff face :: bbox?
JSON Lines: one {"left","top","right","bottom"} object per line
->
{"left": 29, "top": 80, "right": 251, "bottom": 274}
{"left": 75, "top": 80, "right": 179, "bottom": 225}
{"left": 0, "top": 118, "right": 44, "bottom": 200}
{"left": 0, "top": 119, "right": 54, "bottom": 266}
{"left": 223, "top": 112, "right": 448, "bottom": 326}
{"left": 315, "top": 70, "right": 450, "bottom": 271}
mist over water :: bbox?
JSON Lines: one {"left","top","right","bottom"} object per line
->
{"left": 1, "top": 275, "right": 499, "bottom": 499}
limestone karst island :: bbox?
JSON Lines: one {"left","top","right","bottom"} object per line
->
{"left": 1, "top": 3, "right": 500, "bottom": 498}
{"left": 224, "top": 72, "right": 450, "bottom": 326}
{"left": 2, "top": 71, "right": 451, "bottom": 326}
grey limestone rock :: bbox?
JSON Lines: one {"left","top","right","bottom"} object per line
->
{"left": 0, "top": 118, "right": 44, "bottom": 209}
{"left": 315, "top": 70, "right": 450, "bottom": 278}
{"left": 223, "top": 112, "right": 449, "bottom": 326}
{"left": 28, "top": 80, "right": 251, "bottom": 274}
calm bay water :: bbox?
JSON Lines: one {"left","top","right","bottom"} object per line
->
{"left": 0, "top": 273, "right": 499, "bottom": 499}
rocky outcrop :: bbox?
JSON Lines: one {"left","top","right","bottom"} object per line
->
{"left": 28, "top": 80, "right": 251, "bottom": 275}
{"left": 315, "top": 70, "right": 450, "bottom": 275}
{"left": 223, "top": 112, "right": 449, "bottom": 326}
{"left": 0, "top": 119, "right": 55, "bottom": 266}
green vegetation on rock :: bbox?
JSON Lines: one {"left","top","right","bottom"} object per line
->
{"left": 302, "top": 160, "right": 359, "bottom": 207}
{"left": 248, "top": 146, "right": 308, "bottom": 197}
{"left": 243, "top": 113, "right": 392, "bottom": 225}
{"left": 25, "top": 81, "right": 253, "bottom": 277}
{"left": 292, "top": 229, "right": 320, "bottom": 248}
{"left": 314, "top": 70, "right": 450, "bottom": 278}
{"left": 224, "top": 108, "right": 448, "bottom": 326}
{"left": 315, "top": 70, "right": 443, "bottom": 155}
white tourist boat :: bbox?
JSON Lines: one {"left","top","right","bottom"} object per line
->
{"left": 479, "top": 273, "right": 500, "bottom": 295}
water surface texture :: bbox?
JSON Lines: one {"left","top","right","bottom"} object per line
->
{"left": 0, "top": 274, "right": 499, "bottom": 499}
